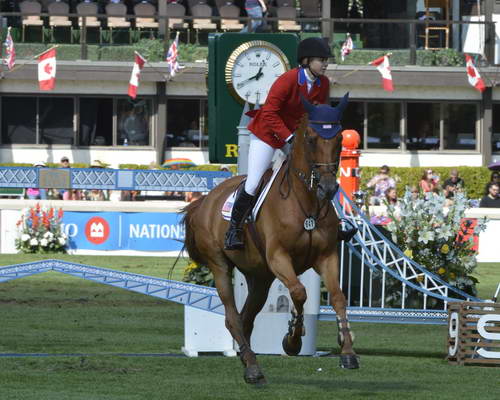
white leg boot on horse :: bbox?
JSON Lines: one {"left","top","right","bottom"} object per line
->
{"left": 315, "top": 254, "right": 359, "bottom": 369}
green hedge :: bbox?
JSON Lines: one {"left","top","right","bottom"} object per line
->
{"left": 12, "top": 41, "right": 465, "bottom": 66}
{"left": 360, "top": 166, "right": 491, "bottom": 199}
{"left": 13, "top": 41, "right": 208, "bottom": 63}
{"left": 0, "top": 163, "right": 489, "bottom": 198}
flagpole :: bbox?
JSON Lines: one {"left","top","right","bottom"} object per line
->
{"left": 134, "top": 50, "right": 170, "bottom": 82}
{"left": 337, "top": 52, "right": 393, "bottom": 80}
{"left": 6, "top": 45, "right": 59, "bottom": 75}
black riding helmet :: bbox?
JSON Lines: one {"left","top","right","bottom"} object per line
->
{"left": 297, "top": 37, "right": 334, "bottom": 65}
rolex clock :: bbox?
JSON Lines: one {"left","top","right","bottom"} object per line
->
{"left": 208, "top": 33, "right": 298, "bottom": 163}
{"left": 225, "top": 40, "right": 290, "bottom": 105}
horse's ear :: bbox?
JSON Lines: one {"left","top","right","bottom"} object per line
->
{"left": 296, "top": 114, "right": 309, "bottom": 136}
{"left": 336, "top": 92, "right": 349, "bottom": 113}
{"left": 300, "top": 94, "right": 315, "bottom": 114}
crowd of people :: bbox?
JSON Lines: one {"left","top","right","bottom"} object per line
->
{"left": 365, "top": 165, "right": 500, "bottom": 209}
{"left": 11, "top": 157, "right": 500, "bottom": 209}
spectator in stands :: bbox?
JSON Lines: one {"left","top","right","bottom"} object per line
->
{"left": 384, "top": 187, "right": 398, "bottom": 206}
{"left": 240, "top": 0, "right": 267, "bottom": 33}
{"left": 26, "top": 162, "right": 48, "bottom": 200}
{"left": 63, "top": 189, "right": 83, "bottom": 200}
{"left": 366, "top": 165, "right": 396, "bottom": 205}
{"left": 479, "top": 182, "right": 500, "bottom": 208}
{"left": 409, "top": 185, "right": 419, "bottom": 200}
{"left": 442, "top": 168, "right": 464, "bottom": 191}
{"left": 484, "top": 171, "right": 500, "bottom": 196}
{"left": 419, "top": 169, "right": 439, "bottom": 193}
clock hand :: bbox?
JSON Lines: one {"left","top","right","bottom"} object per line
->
{"left": 236, "top": 67, "right": 264, "bottom": 89}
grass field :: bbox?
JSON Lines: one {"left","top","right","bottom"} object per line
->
{"left": 0, "top": 255, "right": 499, "bottom": 400}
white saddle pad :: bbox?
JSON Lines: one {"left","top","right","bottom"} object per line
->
{"left": 222, "top": 152, "right": 286, "bottom": 222}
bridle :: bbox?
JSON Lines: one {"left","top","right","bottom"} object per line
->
{"left": 281, "top": 129, "right": 341, "bottom": 195}
{"left": 277, "top": 128, "right": 341, "bottom": 265}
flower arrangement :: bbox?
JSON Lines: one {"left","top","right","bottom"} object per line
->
{"left": 183, "top": 260, "right": 214, "bottom": 287}
{"left": 15, "top": 204, "right": 67, "bottom": 254}
{"left": 384, "top": 190, "right": 486, "bottom": 303}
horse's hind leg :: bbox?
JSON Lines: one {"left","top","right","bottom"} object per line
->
{"left": 209, "top": 258, "right": 266, "bottom": 384}
{"left": 315, "top": 253, "right": 359, "bottom": 369}
{"left": 240, "top": 274, "right": 274, "bottom": 345}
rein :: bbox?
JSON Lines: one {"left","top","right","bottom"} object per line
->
{"left": 278, "top": 132, "right": 340, "bottom": 265}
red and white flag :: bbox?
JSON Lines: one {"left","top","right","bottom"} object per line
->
{"left": 370, "top": 54, "right": 394, "bottom": 92}
{"left": 465, "top": 54, "right": 486, "bottom": 92}
{"left": 128, "top": 52, "right": 146, "bottom": 99}
{"left": 341, "top": 33, "right": 353, "bottom": 62}
{"left": 38, "top": 48, "right": 56, "bottom": 91}
{"left": 3, "top": 27, "right": 16, "bottom": 70}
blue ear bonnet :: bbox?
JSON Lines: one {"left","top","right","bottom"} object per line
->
{"left": 301, "top": 93, "right": 349, "bottom": 139}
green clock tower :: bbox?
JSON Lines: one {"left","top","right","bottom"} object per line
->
{"left": 208, "top": 33, "right": 299, "bottom": 163}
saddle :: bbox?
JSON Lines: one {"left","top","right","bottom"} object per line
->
{"left": 221, "top": 155, "right": 286, "bottom": 223}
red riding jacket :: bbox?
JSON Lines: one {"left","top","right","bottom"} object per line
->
{"left": 247, "top": 67, "right": 330, "bottom": 149}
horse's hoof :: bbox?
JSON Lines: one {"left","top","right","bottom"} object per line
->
{"left": 339, "top": 354, "right": 359, "bottom": 369}
{"left": 244, "top": 365, "right": 266, "bottom": 385}
{"left": 282, "top": 333, "right": 302, "bottom": 356}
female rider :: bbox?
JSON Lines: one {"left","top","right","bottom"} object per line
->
{"left": 225, "top": 37, "right": 358, "bottom": 250}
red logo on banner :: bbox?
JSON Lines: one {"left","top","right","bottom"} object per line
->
{"left": 85, "top": 217, "right": 110, "bottom": 245}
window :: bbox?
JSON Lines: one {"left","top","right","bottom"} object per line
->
{"left": 443, "top": 103, "right": 477, "bottom": 150}
{"left": 117, "top": 98, "right": 152, "bottom": 146}
{"left": 79, "top": 98, "right": 113, "bottom": 146}
{"left": 39, "top": 98, "right": 74, "bottom": 145}
{"left": 367, "top": 102, "right": 401, "bottom": 149}
{"left": 407, "top": 103, "right": 440, "bottom": 150}
{"left": 341, "top": 101, "right": 364, "bottom": 149}
{"left": 1, "top": 97, "right": 37, "bottom": 144}
{"left": 166, "top": 99, "right": 208, "bottom": 148}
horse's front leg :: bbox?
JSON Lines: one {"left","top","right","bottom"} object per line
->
{"left": 267, "top": 248, "right": 307, "bottom": 356}
{"left": 315, "top": 252, "right": 359, "bottom": 369}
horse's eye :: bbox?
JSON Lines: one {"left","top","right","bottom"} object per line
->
{"left": 307, "top": 137, "right": 316, "bottom": 146}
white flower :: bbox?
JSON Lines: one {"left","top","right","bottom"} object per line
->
{"left": 58, "top": 237, "right": 66, "bottom": 245}
{"left": 29, "top": 238, "right": 38, "bottom": 246}
{"left": 21, "top": 234, "right": 30, "bottom": 242}
{"left": 44, "top": 231, "right": 54, "bottom": 239}
{"left": 418, "top": 230, "right": 434, "bottom": 244}
{"left": 40, "top": 238, "right": 48, "bottom": 247}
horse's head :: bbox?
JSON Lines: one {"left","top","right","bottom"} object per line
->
{"left": 294, "top": 93, "right": 349, "bottom": 201}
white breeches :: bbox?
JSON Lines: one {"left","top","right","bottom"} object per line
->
{"left": 244, "top": 134, "right": 276, "bottom": 195}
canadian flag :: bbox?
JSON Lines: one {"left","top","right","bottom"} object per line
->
{"left": 38, "top": 48, "right": 56, "bottom": 91}
{"left": 370, "top": 54, "right": 394, "bottom": 92}
{"left": 465, "top": 54, "right": 486, "bottom": 92}
{"left": 128, "top": 52, "right": 146, "bottom": 99}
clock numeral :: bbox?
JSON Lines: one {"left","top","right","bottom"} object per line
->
{"left": 272, "top": 62, "right": 281, "bottom": 68}
{"left": 266, "top": 52, "right": 271, "bottom": 60}
{"left": 237, "top": 62, "right": 244, "bottom": 68}
{"left": 234, "top": 73, "right": 242, "bottom": 78}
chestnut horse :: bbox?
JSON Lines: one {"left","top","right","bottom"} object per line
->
{"left": 183, "top": 114, "right": 358, "bottom": 384}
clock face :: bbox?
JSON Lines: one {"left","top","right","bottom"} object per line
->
{"left": 225, "top": 41, "right": 290, "bottom": 105}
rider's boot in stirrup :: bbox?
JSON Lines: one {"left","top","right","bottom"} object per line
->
{"left": 338, "top": 219, "right": 358, "bottom": 242}
{"left": 224, "top": 189, "right": 255, "bottom": 250}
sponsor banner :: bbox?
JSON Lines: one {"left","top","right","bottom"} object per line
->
{"left": 61, "top": 212, "right": 185, "bottom": 251}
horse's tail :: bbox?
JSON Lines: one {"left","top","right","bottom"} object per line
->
{"left": 181, "top": 195, "right": 208, "bottom": 266}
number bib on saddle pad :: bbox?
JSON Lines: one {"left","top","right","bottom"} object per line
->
{"left": 221, "top": 153, "right": 286, "bottom": 222}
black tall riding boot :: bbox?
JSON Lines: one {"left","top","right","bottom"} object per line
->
{"left": 224, "top": 189, "right": 255, "bottom": 250}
